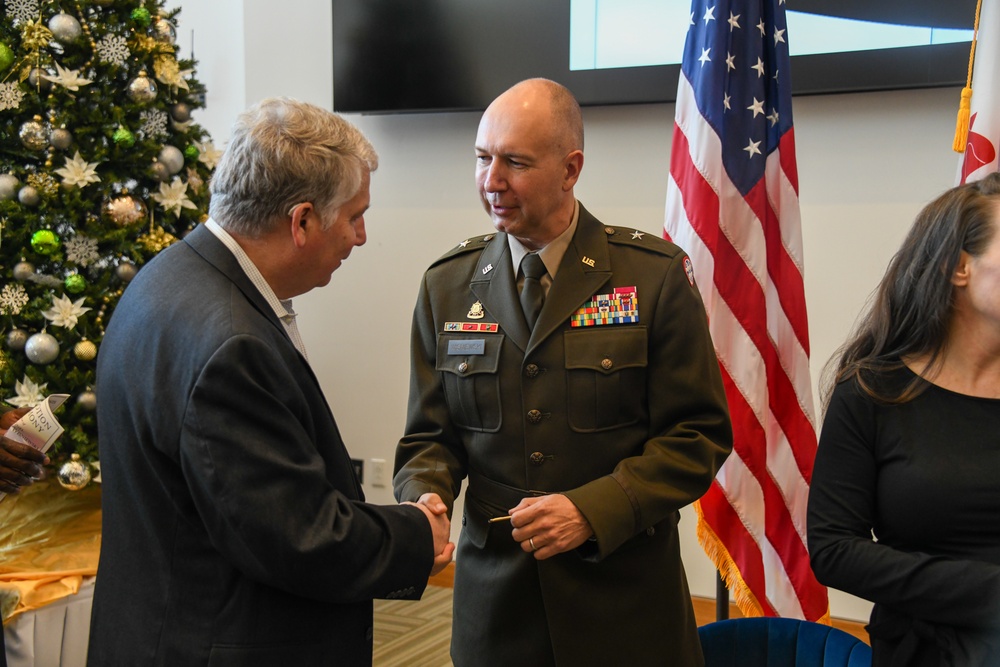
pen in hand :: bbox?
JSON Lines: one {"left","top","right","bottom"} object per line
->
{"left": 488, "top": 515, "right": 512, "bottom": 524}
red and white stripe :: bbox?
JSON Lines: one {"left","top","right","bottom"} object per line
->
{"left": 665, "top": 73, "right": 829, "bottom": 621}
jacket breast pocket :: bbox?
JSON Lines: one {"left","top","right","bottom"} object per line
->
{"left": 564, "top": 327, "right": 647, "bottom": 432}
{"left": 436, "top": 333, "right": 504, "bottom": 432}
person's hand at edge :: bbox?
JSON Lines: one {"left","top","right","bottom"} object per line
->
{"left": 0, "top": 407, "right": 50, "bottom": 495}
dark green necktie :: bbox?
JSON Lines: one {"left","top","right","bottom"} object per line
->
{"left": 519, "top": 252, "right": 546, "bottom": 330}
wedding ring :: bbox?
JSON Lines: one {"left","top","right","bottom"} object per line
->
{"left": 529, "top": 537, "right": 537, "bottom": 551}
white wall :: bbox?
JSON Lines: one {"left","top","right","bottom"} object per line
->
{"left": 178, "top": 0, "right": 968, "bottom": 624}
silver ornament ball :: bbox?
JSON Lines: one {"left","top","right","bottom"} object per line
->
{"left": 48, "top": 13, "right": 83, "bottom": 44}
{"left": 77, "top": 390, "right": 97, "bottom": 411}
{"left": 158, "top": 145, "right": 185, "bottom": 174}
{"left": 127, "top": 73, "right": 158, "bottom": 104}
{"left": 115, "top": 261, "right": 138, "bottom": 282}
{"left": 19, "top": 119, "right": 48, "bottom": 151}
{"left": 27, "top": 68, "right": 52, "bottom": 92}
{"left": 25, "top": 332, "right": 60, "bottom": 364}
{"left": 6, "top": 329, "right": 28, "bottom": 352}
{"left": 13, "top": 261, "right": 35, "bottom": 281}
{"left": 58, "top": 454, "right": 92, "bottom": 491}
{"left": 18, "top": 186, "right": 40, "bottom": 207}
{"left": 51, "top": 127, "right": 73, "bottom": 150}
{"left": 0, "top": 174, "right": 19, "bottom": 200}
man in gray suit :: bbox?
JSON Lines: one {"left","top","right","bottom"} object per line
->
{"left": 394, "top": 79, "right": 733, "bottom": 666}
{"left": 88, "top": 98, "right": 453, "bottom": 666}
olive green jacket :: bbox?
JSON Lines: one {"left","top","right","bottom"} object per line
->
{"left": 395, "top": 205, "right": 733, "bottom": 667}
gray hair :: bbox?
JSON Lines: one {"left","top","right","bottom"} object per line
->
{"left": 209, "top": 97, "right": 378, "bottom": 236}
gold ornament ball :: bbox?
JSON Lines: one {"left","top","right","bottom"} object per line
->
{"left": 104, "top": 195, "right": 148, "bottom": 226}
{"left": 51, "top": 127, "right": 73, "bottom": 151}
{"left": 115, "top": 261, "right": 138, "bottom": 282}
{"left": 127, "top": 72, "right": 158, "bottom": 104}
{"left": 19, "top": 118, "right": 48, "bottom": 151}
{"left": 152, "top": 18, "right": 176, "bottom": 44}
{"left": 77, "top": 390, "right": 97, "bottom": 412}
{"left": 58, "top": 454, "right": 92, "bottom": 491}
{"left": 74, "top": 339, "right": 98, "bottom": 361}
{"left": 18, "top": 185, "right": 40, "bottom": 206}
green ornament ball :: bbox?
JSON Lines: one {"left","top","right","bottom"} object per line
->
{"left": 131, "top": 7, "right": 152, "bottom": 27}
{"left": 184, "top": 145, "right": 200, "bottom": 161}
{"left": 65, "top": 273, "right": 87, "bottom": 293}
{"left": 113, "top": 126, "right": 136, "bottom": 148}
{"left": 31, "top": 229, "right": 60, "bottom": 255}
{"left": 0, "top": 43, "right": 14, "bottom": 73}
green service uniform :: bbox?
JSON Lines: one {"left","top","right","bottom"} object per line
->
{"left": 394, "top": 205, "right": 733, "bottom": 667}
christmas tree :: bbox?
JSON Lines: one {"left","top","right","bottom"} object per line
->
{"left": 0, "top": 0, "right": 218, "bottom": 479}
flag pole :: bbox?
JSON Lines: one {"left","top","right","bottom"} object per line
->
{"left": 716, "top": 571, "right": 729, "bottom": 621}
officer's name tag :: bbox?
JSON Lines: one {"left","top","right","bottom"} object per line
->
{"left": 448, "top": 339, "right": 486, "bottom": 355}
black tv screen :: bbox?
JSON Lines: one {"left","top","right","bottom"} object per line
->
{"left": 332, "top": 0, "right": 978, "bottom": 114}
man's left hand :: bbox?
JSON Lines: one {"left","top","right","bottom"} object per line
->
{"left": 509, "top": 494, "right": 594, "bottom": 560}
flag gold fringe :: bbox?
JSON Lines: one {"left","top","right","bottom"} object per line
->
{"left": 694, "top": 499, "right": 832, "bottom": 625}
{"left": 954, "top": 0, "right": 985, "bottom": 153}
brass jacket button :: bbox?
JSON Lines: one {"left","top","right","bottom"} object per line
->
{"left": 527, "top": 409, "right": 542, "bottom": 423}
{"left": 601, "top": 358, "right": 613, "bottom": 370}
{"left": 525, "top": 363, "right": 539, "bottom": 378}
{"left": 458, "top": 361, "right": 469, "bottom": 373}
{"left": 530, "top": 451, "right": 545, "bottom": 465}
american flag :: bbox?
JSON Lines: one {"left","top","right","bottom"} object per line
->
{"left": 958, "top": 0, "right": 1000, "bottom": 184}
{"left": 664, "top": 0, "right": 829, "bottom": 621}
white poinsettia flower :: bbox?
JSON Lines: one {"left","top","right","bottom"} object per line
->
{"left": 152, "top": 177, "right": 197, "bottom": 217}
{"left": 54, "top": 151, "right": 101, "bottom": 188}
{"left": 6, "top": 375, "right": 47, "bottom": 408}
{"left": 41, "top": 293, "right": 92, "bottom": 329}
{"left": 194, "top": 140, "right": 223, "bottom": 170}
{"left": 42, "top": 62, "right": 93, "bottom": 91}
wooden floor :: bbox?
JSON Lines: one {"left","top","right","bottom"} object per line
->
{"left": 372, "top": 566, "right": 869, "bottom": 666}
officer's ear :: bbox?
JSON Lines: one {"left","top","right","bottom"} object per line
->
{"left": 287, "top": 202, "right": 313, "bottom": 248}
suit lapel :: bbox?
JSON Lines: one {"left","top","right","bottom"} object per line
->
{"left": 470, "top": 234, "right": 532, "bottom": 351}
{"left": 530, "top": 207, "right": 612, "bottom": 351}
{"left": 184, "top": 224, "right": 290, "bottom": 341}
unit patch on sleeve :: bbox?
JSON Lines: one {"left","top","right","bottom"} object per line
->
{"left": 570, "top": 286, "right": 638, "bottom": 327}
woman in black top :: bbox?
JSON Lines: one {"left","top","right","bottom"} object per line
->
{"left": 808, "top": 173, "right": 1000, "bottom": 666}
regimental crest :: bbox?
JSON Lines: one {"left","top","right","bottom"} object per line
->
{"left": 570, "top": 286, "right": 638, "bottom": 327}
{"left": 467, "top": 301, "right": 485, "bottom": 319}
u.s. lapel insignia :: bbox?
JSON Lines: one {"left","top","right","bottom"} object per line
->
{"left": 683, "top": 257, "right": 696, "bottom": 286}
{"left": 570, "top": 286, "right": 639, "bottom": 327}
{"left": 467, "top": 301, "right": 485, "bottom": 319}
{"left": 582, "top": 256, "right": 596, "bottom": 267}
{"left": 482, "top": 263, "right": 494, "bottom": 275}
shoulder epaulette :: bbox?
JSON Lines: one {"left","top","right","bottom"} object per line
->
{"left": 430, "top": 233, "right": 496, "bottom": 267}
{"left": 603, "top": 226, "right": 682, "bottom": 258}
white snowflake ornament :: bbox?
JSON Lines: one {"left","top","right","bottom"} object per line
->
{"left": 0, "top": 284, "right": 30, "bottom": 315}
{"left": 65, "top": 235, "right": 100, "bottom": 267}
{"left": 139, "top": 109, "right": 168, "bottom": 139}
{"left": 96, "top": 34, "right": 130, "bottom": 67}
{"left": 7, "top": 0, "right": 39, "bottom": 25}
{"left": 6, "top": 375, "right": 47, "bottom": 408}
{"left": 41, "top": 293, "right": 92, "bottom": 329}
{"left": 0, "top": 82, "right": 26, "bottom": 112}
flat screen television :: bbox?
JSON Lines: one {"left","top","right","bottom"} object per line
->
{"left": 332, "top": 0, "right": 978, "bottom": 114}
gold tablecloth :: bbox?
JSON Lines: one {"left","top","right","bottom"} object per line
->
{"left": 0, "top": 480, "right": 101, "bottom": 625}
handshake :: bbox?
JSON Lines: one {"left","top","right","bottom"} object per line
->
{"left": 403, "top": 492, "right": 456, "bottom": 576}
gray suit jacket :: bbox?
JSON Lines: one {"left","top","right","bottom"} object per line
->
{"left": 88, "top": 224, "right": 432, "bottom": 666}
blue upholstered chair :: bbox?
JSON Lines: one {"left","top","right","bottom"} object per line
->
{"left": 698, "top": 617, "right": 872, "bottom": 667}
